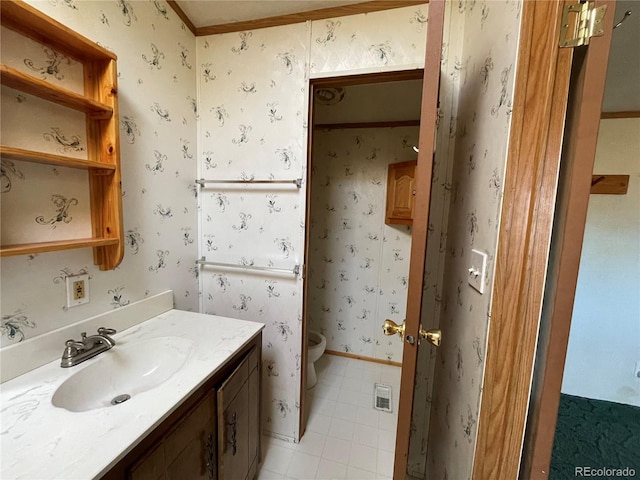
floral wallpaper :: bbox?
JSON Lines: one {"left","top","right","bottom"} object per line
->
{"left": 1, "top": 1, "right": 198, "bottom": 348}
{"left": 197, "top": 5, "right": 428, "bottom": 442}
{"left": 408, "top": 1, "right": 523, "bottom": 479}
{"left": 308, "top": 127, "right": 418, "bottom": 363}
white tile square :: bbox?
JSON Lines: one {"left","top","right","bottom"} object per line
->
{"left": 337, "top": 388, "right": 360, "bottom": 406}
{"left": 344, "top": 364, "right": 365, "bottom": 380}
{"left": 322, "top": 437, "right": 352, "bottom": 464}
{"left": 296, "top": 431, "right": 326, "bottom": 456}
{"left": 332, "top": 402, "right": 358, "bottom": 422}
{"left": 346, "top": 465, "right": 377, "bottom": 479}
{"left": 353, "top": 423, "right": 379, "bottom": 448}
{"left": 360, "top": 378, "right": 377, "bottom": 394}
{"left": 328, "top": 417, "right": 355, "bottom": 441}
{"left": 307, "top": 412, "right": 332, "bottom": 435}
{"left": 376, "top": 449, "right": 394, "bottom": 477}
{"left": 313, "top": 396, "right": 337, "bottom": 417}
{"left": 348, "top": 443, "right": 378, "bottom": 472}
{"left": 261, "top": 444, "right": 295, "bottom": 475}
{"left": 362, "top": 362, "right": 381, "bottom": 374}
{"left": 257, "top": 467, "right": 285, "bottom": 479}
{"left": 379, "top": 366, "right": 401, "bottom": 384}
{"left": 357, "top": 391, "right": 373, "bottom": 408}
{"left": 315, "top": 458, "right": 348, "bottom": 479}
{"left": 356, "top": 406, "right": 380, "bottom": 428}
{"left": 319, "top": 372, "right": 343, "bottom": 388}
{"left": 287, "top": 451, "right": 321, "bottom": 479}
{"left": 315, "top": 385, "right": 340, "bottom": 401}
{"left": 326, "top": 362, "right": 347, "bottom": 377}
{"left": 341, "top": 375, "right": 363, "bottom": 392}
{"left": 377, "top": 429, "right": 396, "bottom": 452}
{"left": 378, "top": 411, "right": 397, "bottom": 432}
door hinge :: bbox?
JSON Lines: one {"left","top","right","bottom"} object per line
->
{"left": 560, "top": 2, "right": 607, "bottom": 48}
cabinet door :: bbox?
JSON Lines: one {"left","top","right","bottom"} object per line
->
{"left": 218, "top": 348, "right": 259, "bottom": 480}
{"left": 247, "top": 350, "right": 260, "bottom": 477}
{"left": 129, "top": 391, "right": 216, "bottom": 480}
{"left": 165, "top": 391, "right": 216, "bottom": 480}
{"left": 129, "top": 443, "right": 165, "bottom": 480}
{"left": 385, "top": 160, "right": 417, "bottom": 225}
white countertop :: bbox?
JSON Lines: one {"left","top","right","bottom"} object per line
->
{"left": 0, "top": 309, "right": 264, "bottom": 480}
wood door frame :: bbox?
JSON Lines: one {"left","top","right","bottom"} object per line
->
{"left": 300, "top": 68, "right": 425, "bottom": 440}
{"left": 472, "top": 1, "right": 615, "bottom": 479}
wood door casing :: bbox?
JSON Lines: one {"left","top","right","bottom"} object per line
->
{"left": 473, "top": 1, "right": 615, "bottom": 479}
{"left": 520, "top": 1, "right": 616, "bottom": 478}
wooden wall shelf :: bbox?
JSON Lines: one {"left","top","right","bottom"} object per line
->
{"left": 0, "top": 146, "right": 116, "bottom": 171}
{"left": 590, "top": 174, "right": 630, "bottom": 195}
{"left": 0, "top": 0, "right": 123, "bottom": 270}
{"left": 1, "top": 238, "right": 120, "bottom": 257}
{"left": 0, "top": 65, "right": 114, "bottom": 119}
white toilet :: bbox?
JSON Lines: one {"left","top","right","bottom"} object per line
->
{"left": 307, "top": 330, "right": 326, "bottom": 389}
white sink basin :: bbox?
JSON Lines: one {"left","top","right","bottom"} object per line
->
{"left": 52, "top": 336, "right": 193, "bottom": 412}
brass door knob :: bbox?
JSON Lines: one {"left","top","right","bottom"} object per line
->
{"left": 383, "top": 319, "right": 405, "bottom": 339}
{"left": 420, "top": 328, "right": 441, "bottom": 347}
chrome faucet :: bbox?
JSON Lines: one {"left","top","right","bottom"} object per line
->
{"left": 60, "top": 327, "right": 117, "bottom": 368}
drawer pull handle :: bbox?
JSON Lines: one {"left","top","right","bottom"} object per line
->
{"left": 227, "top": 412, "right": 237, "bottom": 455}
{"left": 205, "top": 433, "right": 215, "bottom": 479}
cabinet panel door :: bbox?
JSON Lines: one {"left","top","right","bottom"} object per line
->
{"left": 165, "top": 391, "right": 216, "bottom": 480}
{"left": 217, "top": 351, "right": 254, "bottom": 480}
{"left": 247, "top": 366, "right": 259, "bottom": 471}
{"left": 385, "top": 160, "right": 417, "bottom": 225}
{"left": 129, "top": 443, "right": 165, "bottom": 480}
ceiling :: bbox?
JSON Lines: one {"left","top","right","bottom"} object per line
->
{"left": 173, "top": 1, "right": 638, "bottom": 113}
{"left": 174, "top": 1, "right": 368, "bottom": 29}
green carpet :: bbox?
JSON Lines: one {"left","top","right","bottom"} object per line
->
{"left": 550, "top": 394, "right": 640, "bottom": 479}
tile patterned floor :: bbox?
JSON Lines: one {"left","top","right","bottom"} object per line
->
{"left": 258, "top": 354, "right": 401, "bottom": 480}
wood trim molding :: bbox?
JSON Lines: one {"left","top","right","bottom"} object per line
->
{"left": 472, "top": 2, "right": 569, "bottom": 478}
{"left": 166, "top": 0, "right": 196, "bottom": 35}
{"left": 315, "top": 120, "right": 420, "bottom": 130}
{"left": 325, "top": 350, "right": 402, "bottom": 367}
{"left": 193, "top": 1, "right": 428, "bottom": 36}
{"left": 600, "top": 110, "right": 640, "bottom": 119}
{"left": 521, "top": 2, "right": 615, "bottom": 477}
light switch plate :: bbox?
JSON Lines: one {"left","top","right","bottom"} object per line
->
{"left": 468, "top": 249, "right": 488, "bottom": 294}
{"left": 66, "top": 274, "right": 90, "bottom": 308}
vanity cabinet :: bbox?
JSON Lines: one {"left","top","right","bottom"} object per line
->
{"left": 385, "top": 160, "right": 417, "bottom": 225}
{"left": 0, "top": 0, "right": 123, "bottom": 269}
{"left": 102, "top": 334, "right": 261, "bottom": 480}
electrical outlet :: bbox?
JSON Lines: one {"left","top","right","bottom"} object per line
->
{"left": 66, "top": 274, "right": 89, "bottom": 308}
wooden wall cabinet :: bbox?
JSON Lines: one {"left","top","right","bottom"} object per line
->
{"left": 0, "top": 0, "right": 123, "bottom": 270}
{"left": 385, "top": 160, "right": 417, "bottom": 226}
{"left": 102, "top": 334, "right": 262, "bottom": 480}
